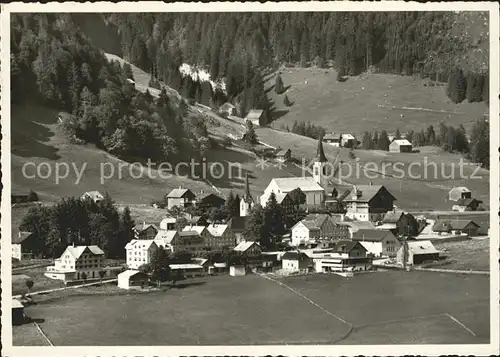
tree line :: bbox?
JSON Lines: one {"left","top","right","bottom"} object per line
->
{"left": 20, "top": 193, "right": 134, "bottom": 258}
{"left": 281, "top": 120, "right": 327, "bottom": 140}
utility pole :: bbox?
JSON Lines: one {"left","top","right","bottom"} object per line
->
{"left": 402, "top": 224, "right": 410, "bottom": 271}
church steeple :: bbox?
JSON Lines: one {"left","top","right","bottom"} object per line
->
{"left": 243, "top": 172, "right": 253, "bottom": 203}
{"left": 240, "top": 172, "right": 254, "bottom": 217}
{"left": 316, "top": 136, "right": 328, "bottom": 162}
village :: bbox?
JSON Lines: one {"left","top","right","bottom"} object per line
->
{"left": 11, "top": 134, "right": 490, "bottom": 324}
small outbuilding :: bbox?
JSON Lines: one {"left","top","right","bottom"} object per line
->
{"left": 12, "top": 299, "right": 25, "bottom": 326}
{"left": 389, "top": 139, "right": 413, "bottom": 153}
{"left": 448, "top": 187, "right": 472, "bottom": 202}
{"left": 245, "top": 109, "right": 264, "bottom": 127}
{"left": 219, "top": 102, "right": 237, "bottom": 116}
{"left": 229, "top": 265, "right": 246, "bottom": 276}
{"left": 276, "top": 148, "right": 292, "bottom": 163}
{"left": 397, "top": 240, "right": 439, "bottom": 265}
{"left": 281, "top": 251, "right": 311, "bottom": 273}
{"left": 117, "top": 270, "right": 149, "bottom": 290}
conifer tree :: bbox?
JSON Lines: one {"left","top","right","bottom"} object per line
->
{"left": 378, "top": 131, "right": 390, "bottom": 151}
{"left": 275, "top": 74, "right": 285, "bottom": 94}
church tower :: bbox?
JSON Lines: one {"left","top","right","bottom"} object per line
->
{"left": 312, "top": 136, "right": 329, "bottom": 189}
{"left": 240, "top": 172, "right": 254, "bottom": 217}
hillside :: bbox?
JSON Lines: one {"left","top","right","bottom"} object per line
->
{"left": 265, "top": 67, "right": 488, "bottom": 135}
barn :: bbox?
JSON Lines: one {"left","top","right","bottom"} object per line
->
{"left": 117, "top": 270, "right": 149, "bottom": 290}
{"left": 389, "top": 139, "right": 413, "bottom": 153}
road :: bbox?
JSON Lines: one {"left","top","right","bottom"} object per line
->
{"left": 13, "top": 278, "right": 117, "bottom": 299}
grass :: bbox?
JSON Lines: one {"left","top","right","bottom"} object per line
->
{"left": 14, "top": 271, "right": 489, "bottom": 345}
{"left": 266, "top": 67, "right": 488, "bottom": 136}
{"left": 12, "top": 267, "right": 65, "bottom": 296}
{"left": 434, "top": 238, "right": 490, "bottom": 271}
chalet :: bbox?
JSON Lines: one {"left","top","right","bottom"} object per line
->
{"left": 81, "top": 191, "right": 105, "bottom": 203}
{"left": 133, "top": 222, "right": 158, "bottom": 240}
{"left": 45, "top": 245, "right": 106, "bottom": 282}
{"left": 205, "top": 224, "right": 237, "bottom": 251}
{"left": 351, "top": 229, "right": 401, "bottom": 257}
{"left": 448, "top": 187, "right": 472, "bottom": 202}
{"left": 452, "top": 198, "right": 483, "bottom": 212}
{"left": 397, "top": 240, "right": 439, "bottom": 265}
{"left": 323, "top": 133, "right": 342, "bottom": 147}
{"left": 194, "top": 192, "right": 225, "bottom": 210}
{"left": 344, "top": 185, "right": 396, "bottom": 222}
{"left": 174, "top": 230, "right": 207, "bottom": 255}
{"left": 12, "top": 231, "right": 37, "bottom": 260}
{"left": 281, "top": 251, "right": 311, "bottom": 273}
{"left": 166, "top": 187, "right": 196, "bottom": 209}
{"left": 276, "top": 148, "right": 292, "bottom": 162}
{"left": 291, "top": 214, "right": 349, "bottom": 246}
{"left": 432, "top": 219, "right": 480, "bottom": 236}
{"left": 379, "top": 210, "right": 419, "bottom": 236}
{"left": 245, "top": 109, "right": 264, "bottom": 126}
{"left": 276, "top": 189, "right": 307, "bottom": 219}
{"left": 118, "top": 270, "right": 149, "bottom": 290}
{"left": 311, "top": 240, "right": 372, "bottom": 273}
{"left": 389, "top": 139, "right": 413, "bottom": 153}
{"left": 125, "top": 240, "right": 159, "bottom": 270}
{"left": 341, "top": 133, "right": 356, "bottom": 148}
{"left": 234, "top": 241, "right": 262, "bottom": 265}
{"left": 159, "top": 217, "right": 177, "bottom": 231}
{"left": 154, "top": 230, "right": 179, "bottom": 250}
{"left": 388, "top": 133, "right": 407, "bottom": 142}
{"left": 219, "top": 102, "right": 237, "bottom": 116}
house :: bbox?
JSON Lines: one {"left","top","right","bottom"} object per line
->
{"left": 12, "top": 299, "right": 25, "bottom": 326}
{"left": 81, "top": 191, "right": 105, "bottom": 203}
{"left": 186, "top": 215, "right": 209, "bottom": 227}
{"left": 323, "top": 133, "right": 342, "bottom": 147}
{"left": 173, "top": 230, "right": 207, "bottom": 254}
{"left": 278, "top": 189, "right": 307, "bottom": 219}
{"left": 234, "top": 241, "right": 262, "bottom": 265}
{"left": 379, "top": 210, "right": 419, "bottom": 236}
{"left": 193, "top": 258, "right": 211, "bottom": 273}
{"left": 154, "top": 230, "right": 179, "bottom": 250}
{"left": 432, "top": 219, "right": 480, "bottom": 236}
{"left": 344, "top": 220, "right": 377, "bottom": 236}
{"left": 240, "top": 173, "right": 255, "bottom": 217}
{"left": 12, "top": 231, "right": 36, "bottom": 260}
{"left": 166, "top": 187, "right": 196, "bottom": 209}
{"left": 397, "top": 240, "right": 439, "bottom": 265}
{"left": 194, "top": 192, "right": 225, "bottom": 210}
{"left": 281, "top": 251, "right": 311, "bottom": 273}
{"left": 276, "top": 148, "right": 292, "bottom": 162}
{"left": 389, "top": 139, "right": 413, "bottom": 153}
{"left": 125, "top": 240, "right": 159, "bottom": 270}
{"left": 45, "top": 245, "right": 106, "bottom": 282}
{"left": 226, "top": 216, "right": 250, "bottom": 244}
{"left": 230, "top": 265, "right": 246, "bottom": 276}
{"left": 219, "top": 102, "right": 237, "bottom": 116}
{"left": 311, "top": 240, "right": 372, "bottom": 273}
{"left": 159, "top": 217, "right": 177, "bottom": 231}
{"left": 205, "top": 224, "right": 237, "bottom": 250}
{"left": 170, "top": 263, "right": 205, "bottom": 278}
{"left": 452, "top": 198, "right": 483, "bottom": 212}
{"left": 133, "top": 222, "right": 158, "bottom": 240}
{"left": 344, "top": 185, "right": 396, "bottom": 222}
{"left": 245, "top": 109, "right": 264, "bottom": 126}
{"left": 291, "top": 214, "right": 349, "bottom": 246}
{"left": 126, "top": 78, "right": 136, "bottom": 88}
{"left": 117, "top": 270, "right": 149, "bottom": 290}
{"left": 11, "top": 185, "right": 35, "bottom": 203}
{"left": 341, "top": 133, "right": 356, "bottom": 148}
{"left": 448, "top": 187, "right": 472, "bottom": 202}
{"left": 351, "top": 229, "right": 401, "bottom": 257}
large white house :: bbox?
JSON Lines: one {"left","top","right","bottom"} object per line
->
{"left": 45, "top": 245, "right": 106, "bottom": 282}
{"left": 344, "top": 185, "right": 396, "bottom": 222}
{"left": 125, "top": 240, "right": 159, "bottom": 270}
{"left": 291, "top": 214, "right": 349, "bottom": 246}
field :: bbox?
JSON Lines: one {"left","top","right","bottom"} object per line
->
{"left": 265, "top": 67, "right": 488, "bottom": 136}
{"left": 13, "top": 271, "right": 489, "bottom": 346}
{"left": 434, "top": 238, "right": 490, "bottom": 271}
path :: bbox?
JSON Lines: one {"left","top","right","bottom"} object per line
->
{"left": 414, "top": 267, "right": 489, "bottom": 275}
{"left": 13, "top": 278, "right": 117, "bottom": 299}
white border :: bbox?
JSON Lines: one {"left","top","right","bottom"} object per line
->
{"left": 1, "top": 2, "right": 499, "bottom": 356}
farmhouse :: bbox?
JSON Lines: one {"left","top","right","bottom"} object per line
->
{"left": 448, "top": 187, "right": 472, "bottom": 202}
{"left": 117, "top": 270, "right": 149, "bottom": 290}
{"left": 154, "top": 230, "right": 178, "bottom": 250}
{"left": 452, "top": 198, "right": 483, "bottom": 212}
{"left": 379, "top": 210, "right": 419, "bottom": 236}
{"left": 432, "top": 219, "right": 480, "bottom": 236}
{"left": 12, "top": 231, "right": 36, "bottom": 260}
{"left": 133, "top": 222, "right": 158, "bottom": 240}
{"left": 166, "top": 187, "right": 196, "bottom": 209}
{"left": 245, "top": 109, "right": 264, "bottom": 126}
{"left": 205, "top": 224, "right": 237, "bottom": 250}
{"left": 397, "top": 240, "right": 439, "bottom": 265}
{"left": 45, "top": 245, "right": 106, "bottom": 282}
{"left": 276, "top": 148, "right": 292, "bottom": 162}
{"left": 389, "top": 139, "right": 413, "bottom": 153}
{"left": 291, "top": 213, "right": 349, "bottom": 247}
{"left": 125, "top": 240, "right": 159, "bottom": 270}
{"left": 81, "top": 191, "right": 105, "bottom": 203}
{"left": 323, "top": 133, "right": 341, "bottom": 147}
{"left": 341, "top": 133, "right": 356, "bottom": 148}
{"left": 281, "top": 251, "right": 311, "bottom": 273}
{"left": 219, "top": 102, "right": 237, "bottom": 116}
{"left": 174, "top": 230, "right": 207, "bottom": 254}
{"left": 194, "top": 192, "right": 225, "bottom": 210}
{"left": 234, "top": 241, "right": 262, "bottom": 266}
{"left": 344, "top": 185, "right": 396, "bottom": 222}
{"left": 240, "top": 173, "right": 255, "bottom": 217}
{"left": 351, "top": 229, "right": 401, "bottom": 257}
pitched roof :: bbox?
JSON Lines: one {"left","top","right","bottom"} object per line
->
{"left": 294, "top": 213, "right": 332, "bottom": 231}
{"left": 391, "top": 139, "right": 412, "bottom": 146}
{"left": 342, "top": 133, "right": 355, "bottom": 140}
{"left": 282, "top": 251, "right": 310, "bottom": 261}
{"left": 316, "top": 137, "right": 328, "bottom": 162}
{"left": 125, "top": 239, "right": 157, "bottom": 250}
{"left": 206, "top": 224, "right": 229, "bottom": 237}
{"left": 118, "top": 270, "right": 148, "bottom": 279}
{"left": 133, "top": 223, "right": 158, "bottom": 232}
{"left": 82, "top": 191, "right": 104, "bottom": 201}
{"left": 245, "top": 109, "right": 264, "bottom": 120}
{"left": 323, "top": 133, "right": 336, "bottom": 141}
{"left": 160, "top": 217, "right": 177, "bottom": 225}
{"left": 382, "top": 210, "right": 405, "bottom": 224}
{"left": 433, "top": 219, "right": 480, "bottom": 231}
{"left": 234, "top": 241, "right": 259, "bottom": 252}
{"left": 272, "top": 177, "right": 325, "bottom": 192}
{"left": 406, "top": 240, "right": 439, "bottom": 255}
{"left": 331, "top": 240, "right": 366, "bottom": 253}
{"left": 154, "top": 230, "right": 178, "bottom": 244}
{"left": 220, "top": 102, "right": 236, "bottom": 110}
{"left": 65, "top": 245, "right": 104, "bottom": 259}
{"left": 167, "top": 188, "right": 193, "bottom": 198}
{"left": 345, "top": 185, "right": 395, "bottom": 203}
{"left": 179, "top": 230, "right": 201, "bottom": 237}
{"left": 12, "top": 231, "right": 33, "bottom": 244}
{"left": 344, "top": 220, "right": 376, "bottom": 232}
{"left": 449, "top": 186, "right": 471, "bottom": 194}
{"left": 352, "top": 229, "right": 397, "bottom": 242}
{"left": 182, "top": 225, "right": 206, "bottom": 234}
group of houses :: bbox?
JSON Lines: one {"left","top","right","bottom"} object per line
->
{"left": 321, "top": 131, "right": 413, "bottom": 153}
